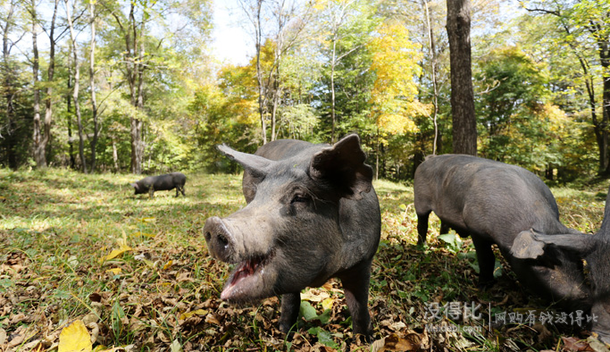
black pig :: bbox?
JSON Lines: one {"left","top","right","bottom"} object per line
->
{"left": 512, "top": 186, "right": 610, "bottom": 343}
{"left": 414, "top": 154, "right": 589, "bottom": 310}
{"left": 131, "top": 172, "right": 186, "bottom": 198}
{"left": 203, "top": 134, "right": 381, "bottom": 338}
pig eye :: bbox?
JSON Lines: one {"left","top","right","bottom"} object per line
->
{"left": 291, "top": 194, "right": 309, "bottom": 204}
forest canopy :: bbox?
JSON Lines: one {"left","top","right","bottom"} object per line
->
{"left": 1, "top": 0, "right": 608, "bottom": 182}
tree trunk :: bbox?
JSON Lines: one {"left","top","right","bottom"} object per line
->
{"left": 270, "top": 47, "right": 282, "bottom": 141}
{"left": 254, "top": 0, "right": 267, "bottom": 144}
{"left": 446, "top": 0, "right": 477, "bottom": 155}
{"left": 330, "top": 39, "right": 337, "bottom": 144}
{"left": 31, "top": 0, "right": 44, "bottom": 167}
{"left": 423, "top": 0, "right": 440, "bottom": 155}
{"left": 575, "top": 52, "right": 605, "bottom": 174}
{"left": 122, "top": 1, "right": 145, "bottom": 174}
{"left": 43, "top": 0, "right": 58, "bottom": 166}
{"left": 89, "top": 0, "right": 99, "bottom": 172}
{"left": 65, "top": 0, "right": 87, "bottom": 172}
{"left": 600, "top": 37, "right": 610, "bottom": 175}
{"left": 67, "top": 76, "right": 75, "bottom": 169}
{"left": 130, "top": 117, "right": 142, "bottom": 174}
{"left": 2, "top": 1, "right": 17, "bottom": 168}
{"left": 112, "top": 138, "right": 119, "bottom": 172}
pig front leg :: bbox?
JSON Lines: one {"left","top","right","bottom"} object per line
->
{"left": 440, "top": 221, "right": 450, "bottom": 235}
{"left": 279, "top": 292, "right": 301, "bottom": 334}
{"left": 472, "top": 235, "right": 496, "bottom": 287}
{"left": 148, "top": 187, "right": 155, "bottom": 199}
{"left": 175, "top": 186, "right": 183, "bottom": 197}
{"left": 339, "top": 262, "right": 373, "bottom": 340}
{"left": 416, "top": 211, "right": 430, "bottom": 247}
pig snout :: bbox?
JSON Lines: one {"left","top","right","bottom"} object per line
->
{"left": 204, "top": 216, "right": 235, "bottom": 263}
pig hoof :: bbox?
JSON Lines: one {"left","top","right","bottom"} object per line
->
{"left": 346, "top": 334, "right": 372, "bottom": 349}
{"left": 279, "top": 323, "right": 297, "bottom": 340}
{"left": 477, "top": 278, "right": 496, "bottom": 290}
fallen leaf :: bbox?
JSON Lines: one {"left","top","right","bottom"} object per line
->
{"left": 321, "top": 297, "right": 334, "bottom": 311}
{"left": 106, "top": 268, "right": 122, "bottom": 275}
{"left": 586, "top": 336, "right": 610, "bottom": 352}
{"left": 205, "top": 314, "right": 221, "bottom": 326}
{"left": 139, "top": 217, "right": 156, "bottom": 223}
{"left": 131, "top": 232, "right": 155, "bottom": 238}
{"left": 370, "top": 333, "right": 423, "bottom": 352}
{"left": 100, "top": 245, "right": 132, "bottom": 263}
{"left": 89, "top": 293, "right": 102, "bottom": 303}
{"left": 562, "top": 336, "right": 592, "bottom": 351}
{"left": 179, "top": 309, "right": 208, "bottom": 320}
{"left": 58, "top": 320, "right": 92, "bottom": 352}
{"left": 170, "top": 339, "right": 182, "bottom": 352}
{"left": 301, "top": 289, "right": 330, "bottom": 302}
{"left": 0, "top": 327, "right": 5, "bottom": 345}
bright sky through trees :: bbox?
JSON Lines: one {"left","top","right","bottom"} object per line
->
{"left": 211, "top": 0, "right": 252, "bottom": 65}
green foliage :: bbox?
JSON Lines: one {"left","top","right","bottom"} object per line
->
{"left": 2, "top": 0, "right": 609, "bottom": 183}
{"left": 474, "top": 46, "right": 581, "bottom": 174}
{"left": 438, "top": 233, "right": 463, "bottom": 254}
{"left": 278, "top": 103, "right": 320, "bottom": 141}
{"left": 313, "top": 0, "right": 379, "bottom": 138}
{"left": 0, "top": 58, "right": 35, "bottom": 169}
{"left": 307, "top": 327, "right": 339, "bottom": 349}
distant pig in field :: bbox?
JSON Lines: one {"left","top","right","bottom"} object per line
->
{"left": 203, "top": 134, "right": 381, "bottom": 338}
{"left": 512, "top": 186, "right": 610, "bottom": 343}
{"left": 131, "top": 172, "right": 186, "bottom": 198}
{"left": 414, "top": 154, "right": 590, "bottom": 310}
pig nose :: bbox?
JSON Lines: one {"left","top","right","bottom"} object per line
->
{"left": 203, "top": 216, "right": 235, "bottom": 262}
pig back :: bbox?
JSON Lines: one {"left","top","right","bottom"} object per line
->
{"left": 460, "top": 164, "right": 570, "bottom": 249}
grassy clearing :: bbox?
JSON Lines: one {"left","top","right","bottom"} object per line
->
{"left": 0, "top": 168, "right": 607, "bottom": 351}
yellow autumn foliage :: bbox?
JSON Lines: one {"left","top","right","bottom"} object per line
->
{"left": 368, "top": 22, "right": 426, "bottom": 135}
{"left": 536, "top": 102, "right": 569, "bottom": 134}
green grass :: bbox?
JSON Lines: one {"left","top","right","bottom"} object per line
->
{"left": 0, "top": 168, "right": 606, "bottom": 351}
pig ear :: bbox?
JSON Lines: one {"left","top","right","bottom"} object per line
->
{"left": 217, "top": 144, "right": 273, "bottom": 176}
{"left": 511, "top": 229, "right": 595, "bottom": 260}
{"left": 310, "top": 134, "right": 373, "bottom": 200}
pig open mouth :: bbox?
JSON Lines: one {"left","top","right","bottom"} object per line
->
{"left": 221, "top": 253, "right": 273, "bottom": 302}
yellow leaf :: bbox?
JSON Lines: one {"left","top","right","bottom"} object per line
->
{"left": 321, "top": 298, "right": 334, "bottom": 311}
{"left": 139, "top": 217, "right": 156, "bottom": 223}
{"left": 106, "top": 268, "right": 122, "bottom": 275}
{"left": 163, "top": 260, "right": 173, "bottom": 270}
{"left": 58, "top": 320, "right": 92, "bottom": 352}
{"left": 179, "top": 309, "right": 208, "bottom": 320}
{"left": 100, "top": 245, "right": 132, "bottom": 262}
{"left": 131, "top": 232, "right": 155, "bottom": 238}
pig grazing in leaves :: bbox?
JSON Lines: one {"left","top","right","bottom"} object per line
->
{"left": 512, "top": 186, "right": 610, "bottom": 343}
{"left": 414, "top": 154, "right": 589, "bottom": 310}
{"left": 203, "top": 134, "right": 381, "bottom": 338}
{"left": 131, "top": 172, "right": 186, "bottom": 198}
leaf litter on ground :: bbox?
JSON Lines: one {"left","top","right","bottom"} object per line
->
{"left": 0, "top": 169, "right": 608, "bottom": 351}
